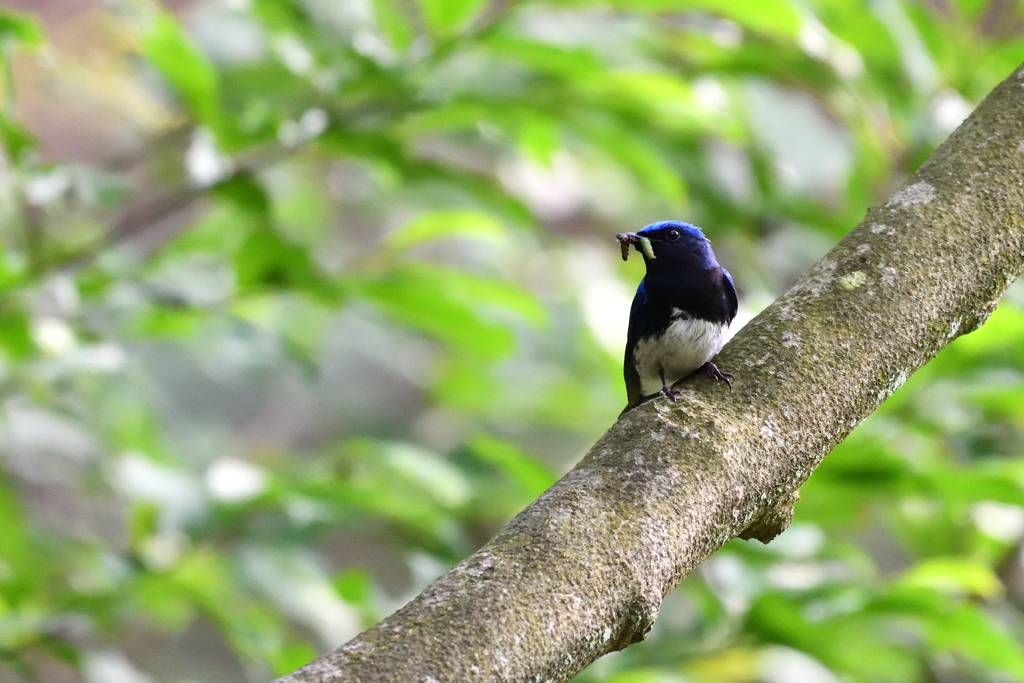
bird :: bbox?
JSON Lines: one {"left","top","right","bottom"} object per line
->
{"left": 618, "top": 220, "right": 737, "bottom": 413}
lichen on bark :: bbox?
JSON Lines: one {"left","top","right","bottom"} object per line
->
{"left": 278, "top": 63, "right": 1024, "bottom": 683}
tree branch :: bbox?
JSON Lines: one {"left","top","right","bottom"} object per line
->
{"left": 278, "top": 64, "right": 1024, "bottom": 682}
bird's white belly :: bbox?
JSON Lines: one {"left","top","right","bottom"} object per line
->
{"left": 634, "top": 317, "right": 727, "bottom": 396}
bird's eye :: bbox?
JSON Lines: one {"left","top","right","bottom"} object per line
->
{"left": 666, "top": 229, "right": 680, "bottom": 241}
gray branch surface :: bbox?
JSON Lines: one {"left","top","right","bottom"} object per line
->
{"left": 279, "top": 64, "right": 1024, "bottom": 682}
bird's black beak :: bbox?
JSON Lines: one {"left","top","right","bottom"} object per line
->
{"left": 616, "top": 232, "right": 654, "bottom": 261}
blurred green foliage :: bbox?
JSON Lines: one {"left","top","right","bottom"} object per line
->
{"left": 0, "top": 0, "right": 1023, "bottom": 681}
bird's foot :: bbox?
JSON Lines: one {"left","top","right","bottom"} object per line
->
{"left": 701, "top": 362, "right": 733, "bottom": 389}
{"left": 659, "top": 384, "right": 681, "bottom": 402}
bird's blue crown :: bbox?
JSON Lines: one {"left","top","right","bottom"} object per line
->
{"left": 638, "top": 221, "right": 705, "bottom": 240}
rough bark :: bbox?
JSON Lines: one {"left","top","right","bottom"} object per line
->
{"left": 279, "top": 64, "right": 1024, "bottom": 682}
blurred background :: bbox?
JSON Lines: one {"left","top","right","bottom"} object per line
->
{"left": 0, "top": 0, "right": 1024, "bottom": 681}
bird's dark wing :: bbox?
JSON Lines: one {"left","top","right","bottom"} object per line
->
{"left": 721, "top": 268, "right": 738, "bottom": 323}
{"left": 622, "top": 281, "right": 646, "bottom": 413}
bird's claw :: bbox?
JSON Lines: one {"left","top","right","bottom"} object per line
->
{"left": 659, "top": 385, "right": 681, "bottom": 402}
{"left": 702, "top": 362, "right": 733, "bottom": 389}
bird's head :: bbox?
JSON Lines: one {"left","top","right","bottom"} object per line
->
{"left": 616, "top": 221, "right": 717, "bottom": 269}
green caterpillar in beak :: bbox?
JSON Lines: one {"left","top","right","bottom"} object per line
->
{"left": 617, "top": 233, "right": 655, "bottom": 261}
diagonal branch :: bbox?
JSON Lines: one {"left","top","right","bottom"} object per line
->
{"left": 278, "top": 63, "right": 1024, "bottom": 682}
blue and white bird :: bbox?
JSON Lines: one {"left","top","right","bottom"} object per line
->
{"left": 618, "top": 221, "right": 737, "bottom": 413}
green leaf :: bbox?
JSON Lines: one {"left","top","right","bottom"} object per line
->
{"left": 384, "top": 210, "right": 507, "bottom": 251}
{"left": 0, "top": 245, "right": 24, "bottom": 293}
{"left": 164, "top": 200, "right": 250, "bottom": 258}
{"left": 813, "top": 1, "right": 900, "bottom": 73}
{"left": 0, "top": 307, "right": 32, "bottom": 359}
{"left": 360, "top": 274, "right": 510, "bottom": 357}
{"left": 331, "top": 440, "right": 467, "bottom": 547}
{"left": 220, "top": 176, "right": 335, "bottom": 301}
{"left": 215, "top": 174, "right": 271, "bottom": 226}
{"left": 747, "top": 592, "right": 922, "bottom": 681}
{"left": 583, "top": 70, "right": 731, "bottom": 136}
{"left": 134, "top": 573, "right": 196, "bottom": 630}
{"left": 128, "top": 503, "right": 160, "bottom": 547}
{"left": 482, "top": 34, "right": 607, "bottom": 79}
{"left": 925, "top": 605, "right": 1024, "bottom": 678}
{"left": 355, "top": 263, "right": 545, "bottom": 358}
{"left": 582, "top": 122, "right": 687, "bottom": 206}
{"left": 433, "top": 354, "right": 498, "bottom": 411}
{"left": 517, "top": 115, "right": 561, "bottom": 166}
{"left": 251, "top": 0, "right": 317, "bottom": 37}
{"left": 386, "top": 443, "right": 471, "bottom": 508}
{"left": 549, "top": 0, "right": 802, "bottom": 37}
{"left": 900, "top": 558, "right": 1003, "bottom": 599}
{"left": 0, "top": 113, "right": 36, "bottom": 162}
{"left": 952, "top": 0, "right": 989, "bottom": 17}
{"left": 602, "top": 669, "right": 690, "bottom": 683}
{"left": 333, "top": 569, "right": 373, "bottom": 606}
{"left": 946, "top": 303, "right": 1024, "bottom": 358}
{"left": 396, "top": 100, "right": 508, "bottom": 137}
{"left": 409, "top": 263, "right": 547, "bottom": 327}
{"left": 419, "top": 0, "right": 489, "bottom": 37}
{"left": 0, "top": 480, "right": 36, "bottom": 580}
{"left": 468, "top": 434, "right": 556, "bottom": 498}
{"left": 371, "top": 0, "right": 415, "bottom": 50}
{"left": 0, "top": 10, "right": 43, "bottom": 48}
{"left": 142, "top": 11, "right": 221, "bottom": 128}
{"left": 686, "top": 0, "right": 803, "bottom": 37}
{"left": 271, "top": 640, "right": 318, "bottom": 677}
{"left": 235, "top": 230, "right": 336, "bottom": 301}
{"left": 131, "top": 307, "right": 207, "bottom": 339}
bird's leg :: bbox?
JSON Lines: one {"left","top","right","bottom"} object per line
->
{"left": 701, "top": 362, "right": 733, "bottom": 389}
{"left": 658, "top": 369, "right": 680, "bottom": 402}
